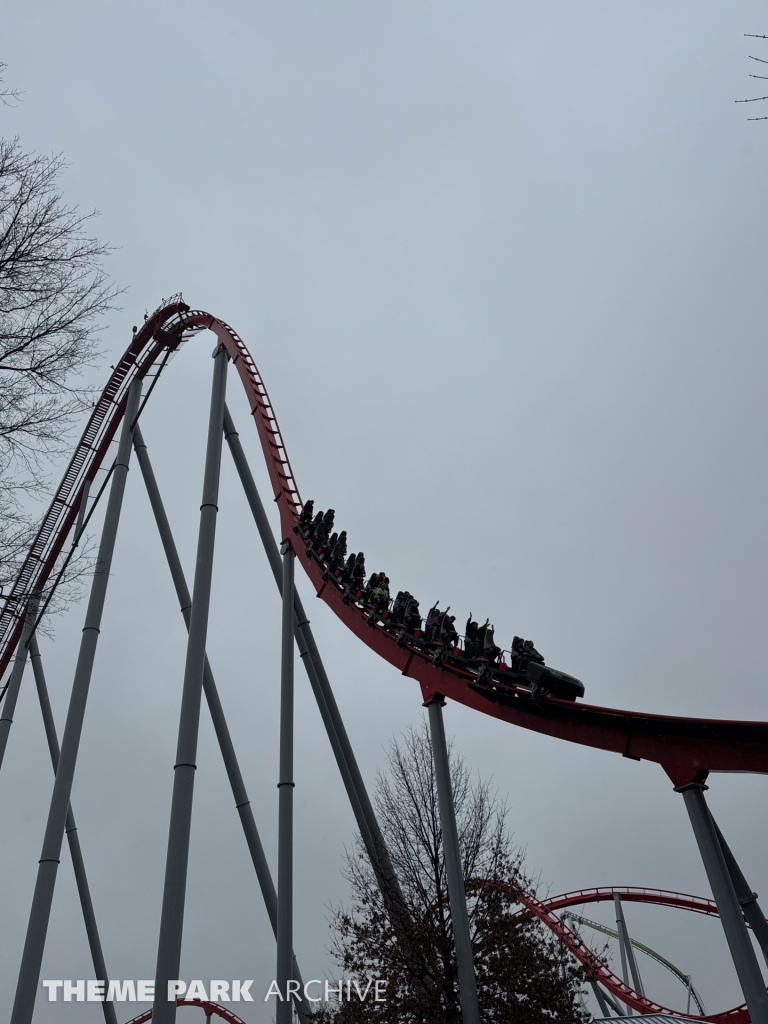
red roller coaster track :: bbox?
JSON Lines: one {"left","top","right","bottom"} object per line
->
{"left": 124, "top": 999, "right": 246, "bottom": 1024}
{"left": 1, "top": 299, "right": 767, "bottom": 1022}
{"left": 516, "top": 884, "right": 753, "bottom": 1021}
{"left": 2, "top": 299, "right": 767, "bottom": 785}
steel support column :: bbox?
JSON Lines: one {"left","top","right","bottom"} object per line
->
{"left": 614, "top": 897, "right": 643, "bottom": 999}
{"left": 132, "top": 422, "right": 309, "bottom": 1023}
{"left": 679, "top": 781, "right": 768, "bottom": 1023}
{"left": 425, "top": 697, "right": 480, "bottom": 1024}
{"left": 223, "top": 407, "right": 437, "bottom": 998}
{"left": 589, "top": 979, "right": 611, "bottom": 1017}
{"left": 712, "top": 817, "right": 768, "bottom": 968}
{"left": 601, "top": 986, "right": 624, "bottom": 1017}
{"left": 0, "top": 597, "right": 39, "bottom": 773}
{"left": 152, "top": 346, "right": 228, "bottom": 1024}
{"left": 276, "top": 542, "right": 295, "bottom": 1024}
{"left": 75, "top": 478, "right": 91, "bottom": 539}
{"left": 11, "top": 378, "right": 142, "bottom": 1024}
{"left": 28, "top": 634, "right": 117, "bottom": 1024}
{"left": 222, "top": 407, "right": 408, "bottom": 919}
{"left": 614, "top": 897, "right": 631, "bottom": 1012}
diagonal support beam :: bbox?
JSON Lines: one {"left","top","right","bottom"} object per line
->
{"left": 28, "top": 634, "right": 118, "bottom": 1024}
{"left": 613, "top": 891, "right": 644, "bottom": 999}
{"left": 712, "top": 817, "right": 768, "bottom": 969}
{"left": 222, "top": 407, "right": 406, "bottom": 912}
{"left": 132, "top": 422, "right": 309, "bottom": 1024}
{"left": 11, "top": 378, "right": 143, "bottom": 1024}
{"left": 152, "top": 346, "right": 228, "bottom": 1024}
{"left": 0, "top": 597, "right": 39, "bottom": 774}
{"left": 678, "top": 780, "right": 768, "bottom": 1024}
{"left": 589, "top": 978, "right": 611, "bottom": 1017}
{"left": 223, "top": 407, "right": 436, "bottom": 994}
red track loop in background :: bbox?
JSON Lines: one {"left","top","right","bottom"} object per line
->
{"left": 506, "top": 883, "right": 750, "bottom": 1022}
{"left": 123, "top": 998, "right": 246, "bottom": 1024}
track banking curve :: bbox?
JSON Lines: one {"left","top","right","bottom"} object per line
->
{"left": 2, "top": 298, "right": 768, "bottom": 783}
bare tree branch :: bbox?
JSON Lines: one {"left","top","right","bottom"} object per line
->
{"left": 312, "top": 721, "right": 588, "bottom": 1023}
{"left": 0, "top": 67, "right": 118, "bottom": 613}
{"left": 0, "top": 63, "right": 20, "bottom": 107}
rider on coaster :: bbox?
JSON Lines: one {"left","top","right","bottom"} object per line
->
{"left": 512, "top": 636, "right": 545, "bottom": 664}
{"left": 440, "top": 612, "right": 458, "bottom": 648}
{"left": 404, "top": 597, "right": 422, "bottom": 635}
{"left": 340, "top": 553, "right": 357, "bottom": 587}
{"left": 464, "top": 616, "right": 481, "bottom": 659}
{"left": 425, "top": 603, "right": 441, "bottom": 642}
{"left": 328, "top": 531, "right": 347, "bottom": 573}
{"left": 313, "top": 509, "right": 335, "bottom": 553}
{"left": 351, "top": 552, "right": 366, "bottom": 593}
{"left": 298, "top": 500, "right": 314, "bottom": 530}
{"left": 367, "top": 573, "right": 390, "bottom": 612}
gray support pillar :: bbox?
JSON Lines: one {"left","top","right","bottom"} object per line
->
{"left": 589, "top": 979, "right": 611, "bottom": 1017}
{"left": 0, "top": 597, "right": 38, "bottom": 774}
{"left": 222, "top": 407, "right": 407, "bottom": 915}
{"left": 425, "top": 698, "right": 480, "bottom": 1024}
{"left": 132, "top": 423, "right": 310, "bottom": 1024}
{"left": 712, "top": 818, "right": 768, "bottom": 969}
{"left": 613, "top": 891, "right": 644, "bottom": 999}
{"left": 28, "top": 635, "right": 118, "bottom": 1024}
{"left": 152, "top": 346, "right": 228, "bottom": 1024}
{"left": 11, "top": 379, "right": 142, "bottom": 1024}
{"left": 75, "top": 478, "right": 91, "bottom": 541}
{"left": 613, "top": 896, "right": 631, "bottom": 1013}
{"left": 276, "top": 543, "right": 295, "bottom": 1024}
{"left": 679, "top": 782, "right": 768, "bottom": 1024}
{"left": 223, "top": 407, "right": 434, "bottom": 996}
{"left": 602, "top": 987, "right": 624, "bottom": 1017}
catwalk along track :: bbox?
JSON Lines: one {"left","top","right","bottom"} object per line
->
{"left": 2, "top": 297, "right": 767, "bottom": 787}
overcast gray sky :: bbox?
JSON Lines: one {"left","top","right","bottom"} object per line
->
{"left": 2, "top": 2, "right": 768, "bottom": 1020}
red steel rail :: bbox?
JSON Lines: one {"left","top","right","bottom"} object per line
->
{"left": 2, "top": 300, "right": 767, "bottom": 1022}
{"left": 124, "top": 999, "right": 246, "bottom": 1024}
{"left": 516, "top": 883, "right": 748, "bottom": 1021}
{"left": 2, "top": 300, "right": 768, "bottom": 786}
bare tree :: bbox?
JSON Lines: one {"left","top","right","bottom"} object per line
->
{"left": 0, "top": 63, "right": 116, "bottom": 593}
{"left": 312, "top": 721, "right": 588, "bottom": 1024}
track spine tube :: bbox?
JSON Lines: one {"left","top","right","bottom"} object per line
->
{"left": 11, "top": 378, "right": 142, "bottom": 1024}
{"left": 28, "top": 634, "right": 118, "bottom": 1024}
{"left": 426, "top": 697, "right": 481, "bottom": 1024}
{"left": 132, "top": 423, "right": 309, "bottom": 1024}
{"left": 679, "top": 782, "right": 768, "bottom": 1024}
{"left": 276, "top": 542, "right": 295, "bottom": 1024}
{"left": 152, "top": 347, "right": 228, "bottom": 1024}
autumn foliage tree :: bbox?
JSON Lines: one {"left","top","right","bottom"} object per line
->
{"left": 311, "top": 722, "right": 588, "bottom": 1024}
